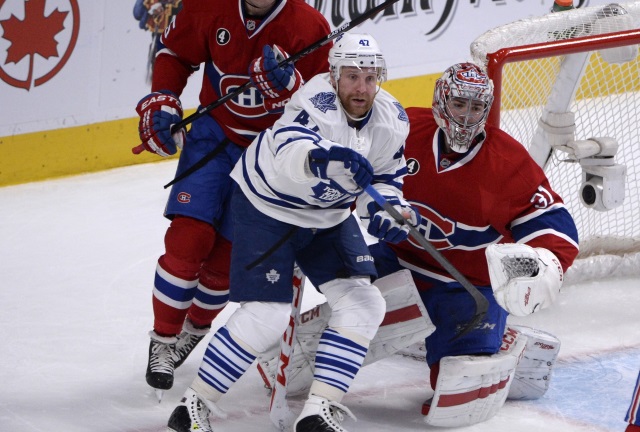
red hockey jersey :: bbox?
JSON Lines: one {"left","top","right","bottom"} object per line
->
{"left": 389, "top": 107, "right": 579, "bottom": 290}
{"left": 151, "top": 0, "right": 331, "bottom": 146}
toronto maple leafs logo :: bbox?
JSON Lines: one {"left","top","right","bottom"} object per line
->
{"left": 310, "top": 92, "right": 338, "bottom": 113}
{"left": 394, "top": 102, "right": 408, "bottom": 122}
{"left": 0, "top": 0, "right": 80, "bottom": 90}
{"left": 266, "top": 269, "right": 280, "bottom": 284}
{"left": 311, "top": 183, "right": 345, "bottom": 202}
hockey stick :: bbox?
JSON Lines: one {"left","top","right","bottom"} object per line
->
{"left": 132, "top": 0, "right": 402, "bottom": 166}
{"left": 162, "top": 138, "right": 230, "bottom": 189}
{"left": 364, "top": 186, "right": 489, "bottom": 339}
{"left": 269, "top": 266, "right": 306, "bottom": 431}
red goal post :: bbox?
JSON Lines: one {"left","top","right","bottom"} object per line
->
{"left": 470, "top": 2, "right": 640, "bottom": 284}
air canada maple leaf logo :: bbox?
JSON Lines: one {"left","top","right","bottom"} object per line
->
{"left": 0, "top": 0, "right": 80, "bottom": 90}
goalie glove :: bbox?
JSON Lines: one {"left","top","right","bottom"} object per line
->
{"left": 486, "top": 244, "right": 563, "bottom": 316}
{"left": 136, "top": 90, "right": 186, "bottom": 157}
{"left": 249, "top": 44, "right": 302, "bottom": 113}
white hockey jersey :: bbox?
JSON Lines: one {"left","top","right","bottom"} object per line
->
{"left": 230, "top": 73, "right": 410, "bottom": 229}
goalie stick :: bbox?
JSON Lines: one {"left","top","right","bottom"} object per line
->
{"left": 364, "top": 185, "right": 489, "bottom": 339}
{"left": 269, "top": 266, "right": 306, "bottom": 431}
{"left": 132, "top": 0, "right": 403, "bottom": 187}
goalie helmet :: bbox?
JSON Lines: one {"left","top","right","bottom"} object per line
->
{"left": 329, "top": 33, "right": 387, "bottom": 85}
{"left": 432, "top": 63, "right": 494, "bottom": 153}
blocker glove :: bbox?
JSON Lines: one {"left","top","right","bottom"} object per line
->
{"left": 307, "top": 146, "right": 373, "bottom": 196}
{"left": 364, "top": 197, "right": 421, "bottom": 243}
{"left": 249, "top": 44, "right": 302, "bottom": 113}
{"left": 136, "top": 90, "right": 186, "bottom": 157}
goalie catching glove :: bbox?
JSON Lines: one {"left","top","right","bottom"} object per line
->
{"left": 307, "top": 145, "right": 373, "bottom": 195}
{"left": 136, "top": 90, "right": 186, "bottom": 157}
{"left": 249, "top": 44, "right": 302, "bottom": 113}
{"left": 486, "top": 243, "right": 563, "bottom": 316}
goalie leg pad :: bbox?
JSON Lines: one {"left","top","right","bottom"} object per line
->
{"left": 364, "top": 269, "right": 434, "bottom": 365}
{"left": 507, "top": 325, "right": 561, "bottom": 400}
{"left": 256, "top": 270, "right": 434, "bottom": 396}
{"left": 423, "top": 327, "right": 527, "bottom": 427}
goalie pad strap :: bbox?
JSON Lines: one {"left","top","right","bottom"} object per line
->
{"left": 507, "top": 325, "right": 561, "bottom": 400}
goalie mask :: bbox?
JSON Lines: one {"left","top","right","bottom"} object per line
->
{"left": 329, "top": 33, "right": 387, "bottom": 86}
{"left": 433, "top": 63, "right": 494, "bottom": 153}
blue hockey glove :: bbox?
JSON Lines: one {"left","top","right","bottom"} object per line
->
{"left": 365, "top": 198, "right": 422, "bottom": 243}
{"left": 308, "top": 146, "right": 373, "bottom": 195}
{"left": 133, "top": 0, "right": 149, "bottom": 29}
{"left": 136, "top": 90, "right": 186, "bottom": 157}
{"left": 249, "top": 44, "right": 302, "bottom": 113}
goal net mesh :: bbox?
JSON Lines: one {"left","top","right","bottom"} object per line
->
{"left": 470, "top": 2, "right": 640, "bottom": 284}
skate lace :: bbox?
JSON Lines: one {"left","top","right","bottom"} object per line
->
{"left": 149, "top": 341, "right": 175, "bottom": 374}
{"left": 174, "top": 332, "right": 202, "bottom": 361}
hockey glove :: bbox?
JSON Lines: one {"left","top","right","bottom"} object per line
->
{"left": 307, "top": 146, "right": 373, "bottom": 196}
{"left": 133, "top": 0, "right": 163, "bottom": 31}
{"left": 136, "top": 90, "right": 186, "bottom": 157}
{"left": 249, "top": 44, "right": 302, "bottom": 114}
{"left": 365, "top": 198, "right": 421, "bottom": 243}
{"left": 486, "top": 244, "right": 563, "bottom": 316}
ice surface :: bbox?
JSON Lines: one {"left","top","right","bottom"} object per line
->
{"left": 1, "top": 160, "right": 638, "bottom": 432}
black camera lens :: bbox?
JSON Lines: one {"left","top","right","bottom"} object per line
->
{"left": 581, "top": 184, "right": 597, "bottom": 205}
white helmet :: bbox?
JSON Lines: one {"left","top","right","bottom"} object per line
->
{"left": 328, "top": 33, "right": 387, "bottom": 84}
{"left": 432, "top": 63, "right": 494, "bottom": 153}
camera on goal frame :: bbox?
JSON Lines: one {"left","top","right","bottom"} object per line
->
{"left": 579, "top": 158, "right": 626, "bottom": 211}
{"left": 574, "top": 137, "right": 626, "bottom": 212}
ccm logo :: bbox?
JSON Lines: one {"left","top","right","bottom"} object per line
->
{"left": 356, "top": 255, "right": 374, "bottom": 263}
{"left": 177, "top": 192, "right": 191, "bottom": 203}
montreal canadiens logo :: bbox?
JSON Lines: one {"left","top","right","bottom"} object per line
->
{"left": 177, "top": 192, "right": 191, "bottom": 203}
{"left": 220, "top": 74, "right": 265, "bottom": 117}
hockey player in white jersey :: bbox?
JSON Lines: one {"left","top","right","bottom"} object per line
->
{"left": 165, "top": 33, "right": 420, "bottom": 432}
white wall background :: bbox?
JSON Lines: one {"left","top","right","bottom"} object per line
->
{"left": 0, "top": 0, "right": 613, "bottom": 137}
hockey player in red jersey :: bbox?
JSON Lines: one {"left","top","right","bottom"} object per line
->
{"left": 367, "top": 62, "right": 580, "bottom": 427}
{"left": 134, "top": 0, "right": 331, "bottom": 398}
{"left": 626, "top": 370, "right": 640, "bottom": 431}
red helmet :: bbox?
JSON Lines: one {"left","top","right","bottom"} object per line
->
{"left": 432, "top": 63, "right": 494, "bottom": 153}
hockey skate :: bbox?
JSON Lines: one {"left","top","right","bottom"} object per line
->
{"left": 173, "top": 319, "right": 209, "bottom": 369}
{"left": 146, "top": 331, "right": 177, "bottom": 400}
{"left": 167, "top": 387, "right": 218, "bottom": 432}
{"left": 294, "top": 395, "right": 356, "bottom": 432}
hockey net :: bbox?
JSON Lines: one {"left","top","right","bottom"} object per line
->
{"left": 470, "top": 2, "right": 640, "bottom": 285}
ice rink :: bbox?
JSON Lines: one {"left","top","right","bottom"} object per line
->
{"left": 1, "top": 160, "right": 638, "bottom": 432}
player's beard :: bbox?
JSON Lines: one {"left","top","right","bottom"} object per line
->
{"left": 341, "top": 93, "right": 374, "bottom": 120}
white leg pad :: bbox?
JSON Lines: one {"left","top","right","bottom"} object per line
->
{"left": 424, "top": 327, "right": 527, "bottom": 427}
{"left": 507, "top": 325, "right": 561, "bottom": 400}
{"left": 226, "top": 301, "right": 291, "bottom": 354}
{"left": 256, "top": 270, "right": 434, "bottom": 396}
{"left": 364, "top": 269, "right": 435, "bottom": 365}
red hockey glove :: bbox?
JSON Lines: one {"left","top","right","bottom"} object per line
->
{"left": 249, "top": 44, "right": 302, "bottom": 114}
{"left": 136, "top": 90, "right": 186, "bottom": 157}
